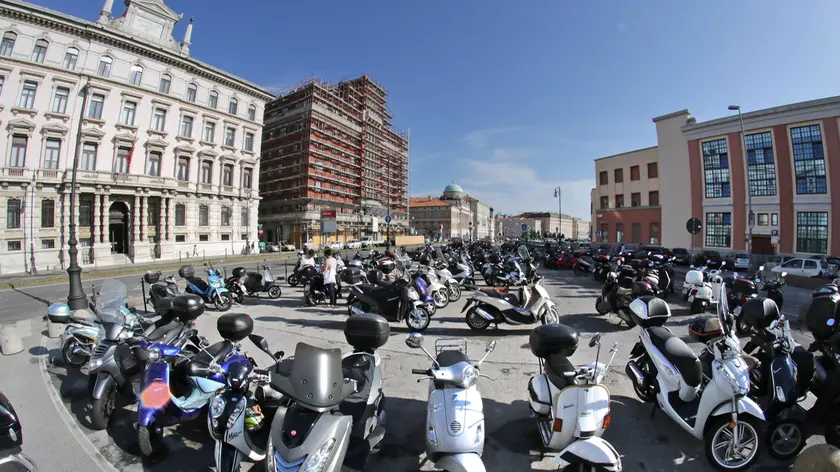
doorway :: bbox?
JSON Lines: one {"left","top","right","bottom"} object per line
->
{"left": 108, "top": 201, "right": 130, "bottom": 254}
{"left": 751, "top": 235, "right": 775, "bottom": 255}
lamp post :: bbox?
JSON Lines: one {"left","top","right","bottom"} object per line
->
{"left": 554, "top": 186, "right": 562, "bottom": 242}
{"left": 67, "top": 78, "right": 90, "bottom": 310}
{"left": 729, "top": 105, "right": 753, "bottom": 262}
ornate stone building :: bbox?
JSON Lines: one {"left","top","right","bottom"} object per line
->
{"left": 0, "top": 0, "right": 271, "bottom": 273}
{"left": 409, "top": 183, "right": 494, "bottom": 240}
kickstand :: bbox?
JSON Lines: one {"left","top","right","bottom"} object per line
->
{"left": 494, "top": 323, "right": 500, "bottom": 329}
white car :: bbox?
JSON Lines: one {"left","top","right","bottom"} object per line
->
{"left": 330, "top": 241, "right": 344, "bottom": 250}
{"left": 771, "top": 258, "right": 827, "bottom": 277}
{"left": 345, "top": 240, "right": 362, "bottom": 249}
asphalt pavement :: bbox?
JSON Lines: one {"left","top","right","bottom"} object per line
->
{"left": 0, "top": 266, "right": 825, "bottom": 472}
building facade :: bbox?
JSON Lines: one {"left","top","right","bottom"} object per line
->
{"left": 591, "top": 147, "right": 661, "bottom": 245}
{"left": 257, "top": 76, "right": 409, "bottom": 248}
{"left": 516, "top": 211, "right": 590, "bottom": 240}
{"left": 497, "top": 216, "right": 541, "bottom": 240}
{"left": 593, "top": 96, "right": 840, "bottom": 257}
{"left": 0, "top": 0, "right": 271, "bottom": 274}
{"left": 409, "top": 184, "right": 494, "bottom": 240}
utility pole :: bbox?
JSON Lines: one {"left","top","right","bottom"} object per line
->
{"left": 67, "top": 78, "right": 90, "bottom": 310}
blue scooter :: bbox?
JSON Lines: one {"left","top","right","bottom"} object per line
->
{"left": 179, "top": 263, "right": 233, "bottom": 312}
{"left": 136, "top": 308, "right": 254, "bottom": 457}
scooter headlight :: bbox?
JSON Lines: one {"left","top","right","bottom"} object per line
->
{"left": 302, "top": 438, "right": 335, "bottom": 472}
{"left": 407, "top": 287, "right": 420, "bottom": 300}
{"left": 89, "top": 358, "right": 103, "bottom": 370}
{"left": 717, "top": 362, "right": 748, "bottom": 395}
{"left": 458, "top": 365, "right": 478, "bottom": 388}
{"left": 147, "top": 346, "right": 162, "bottom": 362}
{"left": 210, "top": 395, "right": 226, "bottom": 418}
{"left": 428, "top": 273, "right": 439, "bottom": 283}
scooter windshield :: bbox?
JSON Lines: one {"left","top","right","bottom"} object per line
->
{"left": 94, "top": 279, "right": 128, "bottom": 324}
{"left": 270, "top": 343, "right": 353, "bottom": 410}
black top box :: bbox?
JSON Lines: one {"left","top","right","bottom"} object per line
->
{"left": 143, "top": 271, "right": 160, "bottom": 284}
{"left": 807, "top": 294, "right": 840, "bottom": 340}
{"left": 171, "top": 294, "right": 205, "bottom": 322}
{"left": 344, "top": 313, "right": 390, "bottom": 351}
{"left": 178, "top": 265, "right": 195, "bottom": 279}
{"left": 529, "top": 323, "right": 579, "bottom": 359}
{"left": 217, "top": 313, "right": 254, "bottom": 342}
{"left": 740, "top": 297, "right": 779, "bottom": 330}
{"left": 232, "top": 267, "right": 248, "bottom": 278}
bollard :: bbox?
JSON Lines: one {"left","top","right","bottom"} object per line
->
{"left": 46, "top": 302, "right": 70, "bottom": 338}
{"left": 47, "top": 319, "right": 64, "bottom": 338}
{"left": 794, "top": 444, "right": 840, "bottom": 472}
{"left": 0, "top": 324, "right": 23, "bottom": 355}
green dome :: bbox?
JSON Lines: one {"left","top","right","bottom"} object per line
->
{"left": 444, "top": 183, "right": 463, "bottom": 193}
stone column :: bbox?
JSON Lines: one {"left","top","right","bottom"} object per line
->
{"left": 167, "top": 195, "right": 175, "bottom": 241}
{"left": 140, "top": 195, "right": 147, "bottom": 242}
{"left": 92, "top": 193, "right": 101, "bottom": 245}
{"left": 159, "top": 194, "right": 167, "bottom": 241}
{"left": 133, "top": 194, "right": 140, "bottom": 243}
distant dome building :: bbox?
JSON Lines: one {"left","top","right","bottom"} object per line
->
{"left": 442, "top": 183, "right": 464, "bottom": 200}
{"left": 409, "top": 183, "right": 494, "bottom": 241}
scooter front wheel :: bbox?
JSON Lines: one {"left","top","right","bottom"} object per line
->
{"left": 433, "top": 290, "right": 449, "bottom": 308}
{"left": 215, "top": 292, "right": 233, "bottom": 312}
{"left": 466, "top": 307, "right": 491, "bottom": 330}
{"left": 405, "top": 307, "right": 431, "bottom": 331}
{"left": 90, "top": 383, "right": 117, "bottom": 430}
{"left": 138, "top": 423, "right": 166, "bottom": 457}
{"left": 267, "top": 285, "right": 282, "bottom": 299}
{"left": 704, "top": 415, "right": 760, "bottom": 471}
{"left": 287, "top": 275, "right": 299, "bottom": 287}
{"left": 448, "top": 283, "right": 462, "bottom": 302}
{"left": 765, "top": 419, "right": 805, "bottom": 460}
{"left": 690, "top": 299, "right": 707, "bottom": 314}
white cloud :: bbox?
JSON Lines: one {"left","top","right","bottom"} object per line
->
{"left": 463, "top": 127, "right": 525, "bottom": 148}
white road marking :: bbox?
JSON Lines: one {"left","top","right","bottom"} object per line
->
{"left": 38, "top": 334, "right": 119, "bottom": 472}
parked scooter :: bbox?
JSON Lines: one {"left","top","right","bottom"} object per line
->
{"left": 683, "top": 261, "right": 726, "bottom": 314}
{"left": 242, "top": 262, "right": 283, "bottom": 299}
{"left": 624, "top": 289, "right": 765, "bottom": 471}
{"left": 461, "top": 276, "right": 559, "bottom": 331}
{"left": 264, "top": 314, "right": 389, "bottom": 472}
{"left": 347, "top": 259, "right": 432, "bottom": 331}
{"left": 0, "top": 391, "right": 38, "bottom": 471}
{"left": 527, "top": 324, "right": 622, "bottom": 471}
{"left": 406, "top": 333, "right": 496, "bottom": 472}
{"left": 181, "top": 264, "right": 234, "bottom": 312}
{"left": 225, "top": 267, "right": 248, "bottom": 304}
{"left": 595, "top": 264, "right": 655, "bottom": 327}
{"left": 145, "top": 270, "right": 180, "bottom": 311}
{"left": 572, "top": 253, "right": 594, "bottom": 276}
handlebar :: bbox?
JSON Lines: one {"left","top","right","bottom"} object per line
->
{"left": 412, "top": 368, "right": 430, "bottom": 375}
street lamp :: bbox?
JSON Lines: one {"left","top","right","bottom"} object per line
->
{"left": 729, "top": 105, "right": 753, "bottom": 262}
{"left": 67, "top": 78, "right": 91, "bottom": 310}
{"left": 553, "top": 186, "right": 562, "bottom": 242}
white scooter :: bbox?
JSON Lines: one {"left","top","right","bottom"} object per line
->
{"left": 527, "top": 324, "right": 622, "bottom": 471}
{"left": 624, "top": 287, "right": 764, "bottom": 471}
{"left": 406, "top": 333, "right": 495, "bottom": 472}
{"left": 462, "top": 276, "right": 559, "bottom": 330}
{"left": 419, "top": 265, "right": 451, "bottom": 309}
{"left": 683, "top": 260, "right": 726, "bottom": 314}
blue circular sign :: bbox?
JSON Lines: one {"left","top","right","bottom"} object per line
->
{"left": 385, "top": 215, "right": 392, "bottom": 224}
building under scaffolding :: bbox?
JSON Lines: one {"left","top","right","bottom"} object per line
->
{"left": 258, "top": 75, "right": 410, "bottom": 247}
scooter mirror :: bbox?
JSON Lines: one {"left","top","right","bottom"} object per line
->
{"left": 589, "top": 333, "right": 602, "bottom": 348}
{"left": 486, "top": 340, "right": 497, "bottom": 353}
{"left": 782, "top": 272, "right": 788, "bottom": 277}
{"left": 758, "top": 265, "right": 765, "bottom": 271}
{"left": 249, "top": 334, "right": 271, "bottom": 354}
{"left": 405, "top": 333, "right": 424, "bottom": 348}
{"left": 828, "top": 318, "right": 836, "bottom": 327}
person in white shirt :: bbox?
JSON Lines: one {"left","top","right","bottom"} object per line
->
{"left": 300, "top": 249, "right": 316, "bottom": 268}
{"left": 321, "top": 248, "right": 338, "bottom": 307}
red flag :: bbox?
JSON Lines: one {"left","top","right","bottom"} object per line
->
{"left": 126, "top": 142, "right": 135, "bottom": 171}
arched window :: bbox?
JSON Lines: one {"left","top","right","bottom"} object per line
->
{"left": 159, "top": 73, "right": 171, "bottom": 94}
{"left": 63, "top": 46, "right": 79, "bottom": 70}
{"left": 0, "top": 31, "right": 17, "bottom": 57}
{"left": 247, "top": 104, "right": 256, "bottom": 121}
{"left": 31, "top": 39, "right": 48, "bottom": 63}
{"left": 97, "top": 55, "right": 112, "bottom": 77}
{"left": 208, "top": 90, "right": 218, "bottom": 109}
{"left": 228, "top": 97, "right": 238, "bottom": 115}
{"left": 129, "top": 65, "right": 143, "bottom": 86}
{"left": 186, "top": 83, "right": 197, "bottom": 102}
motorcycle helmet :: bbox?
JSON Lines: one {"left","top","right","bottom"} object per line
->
{"left": 244, "top": 404, "right": 264, "bottom": 431}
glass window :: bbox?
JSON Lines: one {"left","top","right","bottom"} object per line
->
{"left": 186, "top": 84, "right": 197, "bottom": 102}
{"left": 44, "top": 138, "right": 60, "bottom": 169}
{"left": 244, "top": 132, "right": 254, "bottom": 151}
{"left": 791, "top": 125, "right": 827, "bottom": 194}
{"left": 176, "top": 157, "right": 189, "bottom": 181}
{"left": 113, "top": 147, "right": 130, "bottom": 174}
{"left": 129, "top": 65, "right": 143, "bottom": 86}
{"left": 10, "top": 135, "right": 26, "bottom": 167}
{"left": 52, "top": 86, "right": 69, "bottom": 114}
{"left": 202, "top": 121, "right": 215, "bottom": 142}
{"left": 797, "top": 212, "right": 828, "bottom": 254}
{"left": 117, "top": 101, "right": 136, "bottom": 126}
{"left": 242, "top": 169, "right": 252, "bottom": 188}
{"left": 771, "top": 213, "right": 779, "bottom": 226}
{"left": 41, "top": 199, "right": 54, "bottom": 228}
{"left": 147, "top": 151, "right": 161, "bottom": 176}
{"left": 631, "top": 223, "right": 641, "bottom": 243}
{"left": 781, "top": 259, "right": 802, "bottom": 268}
{"left": 599, "top": 223, "right": 608, "bottom": 242}
{"left": 649, "top": 191, "right": 659, "bottom": 206}
{"left": 630, "top": 166, "right": 640, "bottom": 181}
{"left": 180, "top": 115, "right": 193, "bottom": 137}
{"left": 631, "top": 192, "right": 641, "bottom": 207}
{"left": 87, "top": 93, "right": 104, "bottom": 120}
{"left": 599, "top": 171, "right": 607, "bottom": 185}
{"left": 228, "top": 98, "right": 238, "bottom": 115}
{"left": 42, "top": 239, "right": 55, "bottom": 249}
{"left": 223, "top": 165, "right": 233, "bottom": 186}
{"left": 757, "top": 213, "right": 769, "bottom": 226}
{"left": 18, "top": 80, "right": 37, "bottom": 109}
{"left": 648, "top": 162, "right": 658, "bottom": 178}
{"left": 152, "top": 108, "right": 166, "bottom": 131}
{"left": 221, "top": 206, "right": 231, "bottom": 226}
{"left": 615, "top": 223, "right": 624, "bottom": 243}
{"left": 744, "top": 131, "right": 776, "bottom": 196}
{"left": 200, "top": 161, "right": 212, "bottom": 184}
{"left": 705, "top": 212, "right": 732, "bottom": 248}
{"left": 225, "top": 127, "right": 236, "bottom": 147}
{"left": 80, "top": 143, "right": 96, "bottom": 171}
{"left": 248, "top": 105, "right": 256, "bottom": 121}
{"left": 62, "top": 47, "right": 78, "bottom": 70}
{"left": 804, "top": 260, "right": 819, "bottom": 270}
{"left": 175, "top": 235, "right": 186, "bottom": 242}
{"left": 599, "top": 196, "right": 608, "bottom": 209}
{"left": 147, "top": 201, "right": 159, "bottom": 226}
{"left": 31, "top": 39, "right": 47, "bottom": 63}
{"left": 208, "top": 90, "right": 218, "bottom": 109}
{"left": 97, "top": 56, "right": 112, "bottom": 77}
{"left": 241, "top": 207, "right": 249, "bottom": 226}
{"left": 649, "top": 222, "right": 660, "bottom": 244}
{"left": 7, "top": 198, "right": 21, "bottom": 229}
{"left": 0, "top": 31, "right": 16, "bottom": 56}
{"left": 7, "top": 241, "right": 21, "bottom": 251}
{"left": 614, "top": 168, "right": 623, "bottom": 183}
{"left": 175, "top": 204, "right": 186, "bottom": 226}
{"left": 199, "top": 205, "right": 209, "bottom": 226}
{"left": 158, "top": 74, "right": 171, "bottom": 94}
{"left": 615, "top": 194, "right": 624, "bottom": 208}
{"left": 702, "top": 139, "right": 730, "bottom": 198}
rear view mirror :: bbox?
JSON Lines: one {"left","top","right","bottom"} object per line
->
{"left": 406, "top": 333, "right": 424, "bottom": 348}
{"left": 486, "top": 340, "right": 497, "bottom": 352}
{"left": 589, "top": 333, "right": 602, "bottom": 348}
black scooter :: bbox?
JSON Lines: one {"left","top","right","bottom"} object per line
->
{"left": 242, "top": 262, "right": 283, "bottom": 299}
{"left": 595, "top": 264, "right": 655, "bottom": 327}
{"left": 0, "top": 391, "right": 38, "bottom": 471}
{"left": 346, "top": 264, "right": 431, "bottom": 331}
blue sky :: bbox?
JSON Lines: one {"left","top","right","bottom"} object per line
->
{"left": 40, "top": 0, "right": 840, "bottom": 219}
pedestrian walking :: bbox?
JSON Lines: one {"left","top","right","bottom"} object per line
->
{"left": 321, "top": 248, "right": 338, "bottom": 307}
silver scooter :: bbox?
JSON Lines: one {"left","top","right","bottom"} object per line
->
{"left": 265, "top": 313, "right": 389, "bottom": 472}
{"left": 406, "top": 333, "right": 496, "bottom": 472}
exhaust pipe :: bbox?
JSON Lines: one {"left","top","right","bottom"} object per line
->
{"left": 626, "top": 360, "right": 645, "bottom": 387}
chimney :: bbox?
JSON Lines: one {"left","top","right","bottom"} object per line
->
{"left": 180, "top": 18, "right": 193, "bottom": 54}
{"left": 98, "top": 0, "right": 113, "bottom": 23}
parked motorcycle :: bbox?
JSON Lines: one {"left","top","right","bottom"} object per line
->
{"left": 624, "top": 290, "right": 764, "bottom": 470}
{"left": 347, "top": 259, "right": 432, "bottom": 331}
{"left": 145, "top": 270, "right": 180, "bottom": 311}
{"left": 0, "top": 391, "right": 38, "bottom": 471}
{"left": 264, "top": 314, "right": 389, "bottom": 472}
{"left": 461, "top": 276, "right": 559, "bottom": 331}
{"left": 527, "top": 324, "right": 622, "bottom": 471}
{"left": 572, "top": 252, "right": 594, "bottom": 276}
{"left": 595, "top": 264, "right": 655, "bottom": 327}
{"left": 242, "top": 262, "right": 283, "bottom": 299}
{"left": 181, "top": 264, "right": 234, "bottom": 312}
{"left": 683, "top": 261, "right": 726, "bottom": 314}
{"left": 406, "top": 333, "right": 496, "bottom": 472}
{"left": 225, "top": 267, "right": 248, "bottom": 304}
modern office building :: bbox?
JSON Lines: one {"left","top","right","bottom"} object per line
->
{"left": 593, "top": 95, "right": 840, "bottom": 256}
{"left": 0, "top": 0, "right": 271, "bottom": 274}
{"left": 258, "top": 75, "right": 409, "bottom": 248}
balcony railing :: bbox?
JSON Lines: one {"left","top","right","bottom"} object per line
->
{"left": 1, "top": 167, "right": 31, "bottom": 179}
{"left": 199, "top": 183, "right": 214, "bottom": 193}
{"left": 178, "top": 181, "right": 191, "bottom": 189}
{"left": 37, "top": 169, "right": 61, "bottom": 180}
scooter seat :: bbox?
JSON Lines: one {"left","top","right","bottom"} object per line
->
{"left": 478, "top": 288, "right": 520, "bottom": 306}
{"left": 186, "top": 277, "right": 208, "bottom": 292}
{"left": 436, "top": 350, "right": 469, "bottom": 367}
{"left": 145, "top": 320, "right": 183, "bottom": 343}
{"left": 339, "top": 354, "right": 377, "bottom": 438}
{"left": 545, "top": 353, "right": 577, "bottom": 390}
{"left": 647, "top": 326, "right": 702, "bottom": 387}
{"left": 189, "top": 340, "right": 233, "bottom": 368}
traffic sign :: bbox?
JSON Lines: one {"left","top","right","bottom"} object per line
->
{"left": 596, "top": 231, "right": 601, "bottom": 237}
{"left": 686, "top": 217, "right": 702, "bottom": 235}
{"left": 771, "top": 229, "right": 779, "bottom": 236}
{"left": 521, "top": 223, "right": 528, "bottom": 232}
{"left": 385, "top": 215, "right": 392, "bottom": 224}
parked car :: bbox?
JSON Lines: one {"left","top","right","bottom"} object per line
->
{"left": 671, "top": 247, "right": 691, "bottom": 265}
{"left": 267, "top": 243, "right": 281, "bottom": 253}
{"left": 633, "top": 245, "right": 669, "bottom": 260}
{"left": 771, "top": 257, "right": 828, "bottom": 277}
{"left": 726, "top": 252, "right": 750, "bottom": 270}
{"left": 278, "top": 240, "right": 296, "bottom": 252}
{"left": 692, "top": 250, "right": 723, "bottom": 268}
{"left": 763, "top": 254, "right": 798, "bottom": 272}
{"left": 345, "top": 240, "right": 362, "bottom": 249}
{"left": 330, "top": 241, "right": 344, "bottom": 250}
